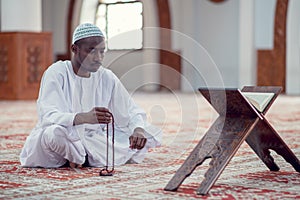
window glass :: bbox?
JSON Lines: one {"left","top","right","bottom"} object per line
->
{"left": 96, "top": 1, "right": 143, "bottom": 50}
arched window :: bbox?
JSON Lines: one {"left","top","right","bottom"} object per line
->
{"left": 95, "top": 0, "right": 143, "bottom": 50}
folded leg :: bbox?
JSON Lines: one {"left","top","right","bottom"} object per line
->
{"left": 246, "top": 119, "right": 300, "bottom": 172}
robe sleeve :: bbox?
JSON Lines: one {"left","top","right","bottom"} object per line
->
{"left": 108, "top": 73, "right": 146, "bottom": 135}
{"left": 37, "top": 67, "right": 76, "bottom": 128}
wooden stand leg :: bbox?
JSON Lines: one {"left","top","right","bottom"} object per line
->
{"left": 246, "top": 120, "right": 300, "bottom": 172}
{"left": 242, "top": 86, "right": 300, "bottom": 172}
{"left": 164, "top": 117, "right": 223, "bottom": 191}
{"left": 196, "top": 117, "right": 259, "bottom": 195}
{"left": 165, "top": 117, "right": 259, "bottom": 195}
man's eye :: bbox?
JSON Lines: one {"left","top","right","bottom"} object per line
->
{"left": 87, "top": 48, "right": 106, "bottom": 55}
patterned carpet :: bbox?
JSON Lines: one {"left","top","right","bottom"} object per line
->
{"left": 0, "top": 92, "right": 300, "bottom": 200}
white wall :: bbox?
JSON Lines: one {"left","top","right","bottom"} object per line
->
{"left": 170, "top": 0, "right": 240, "bottom": 91}
{"left": 1, "top": 0, "right": 42, "bottom": 31}
{"left": 254, "top": 0, "right": 276, "bottom": 49}
{"left": 287, "top": 0, "right": 300, "bottom": 95}
{"left": 239, "top": 0, "right": 256, "bottom": 88}
{"left": 42, "top": 0, "right": 69, "bottom": 61}
{"left": 197, "top": 0, "right": 240, "bottom": 89}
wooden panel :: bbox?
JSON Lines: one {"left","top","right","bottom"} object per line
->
{"left": 257, "top": 0, "right": 288, "bottom": 92}
{"left": 160, "top": 50, "right": 181, "bottom": 91}
{"left": 0, "top": 32, "right": 52, "bottom": 100}
{"left": 157, "top": 0, "right": 181, "bottom": 90}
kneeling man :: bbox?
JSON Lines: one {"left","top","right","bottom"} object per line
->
{"left": 20, "top": 23, "right": 162, "bottom": 168}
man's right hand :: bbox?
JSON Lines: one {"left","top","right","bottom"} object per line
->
{"left": 73, "top": 107, "right": 112, "bottom": 125}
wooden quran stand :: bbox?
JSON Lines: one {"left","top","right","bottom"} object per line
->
{"left": 164, "top": 86, "right": 300, "bottom": 195}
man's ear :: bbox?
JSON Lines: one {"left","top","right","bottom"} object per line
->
{"left": 71, "top": 44, "right": 78, "bottom": 53}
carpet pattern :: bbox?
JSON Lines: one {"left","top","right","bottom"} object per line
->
{"left": 0, "top": 92, "right": 300, "bottom": 199}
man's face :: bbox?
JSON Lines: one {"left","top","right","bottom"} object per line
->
{"left": 75, "top": 36, "right": 106, "bottom": 73}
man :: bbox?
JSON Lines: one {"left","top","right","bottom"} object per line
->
{"left": 20, "top": 23, "right": 162, "bottom": 168}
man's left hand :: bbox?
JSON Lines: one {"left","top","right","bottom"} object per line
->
{"left": 129, "top": 127, "right": 147, "bottom": 150}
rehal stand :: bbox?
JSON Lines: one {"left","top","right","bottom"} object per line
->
{"left": 164, "top": 86, "right": 300, "bottom": 195}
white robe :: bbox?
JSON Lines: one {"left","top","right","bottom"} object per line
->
{"left": 20, "top": 61, "right": 162, "bottom": 168}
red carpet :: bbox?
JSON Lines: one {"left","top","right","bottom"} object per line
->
{"left": 0, "top": 92, "right": 299, "bottom": 199}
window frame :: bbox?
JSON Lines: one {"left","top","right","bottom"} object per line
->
{"left": 95, "top": 0, "right": 144, "bottom": 51}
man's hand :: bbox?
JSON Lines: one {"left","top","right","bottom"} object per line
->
{"left": 129, "top": 127, "right": 147, "bottom": 150}
{"left": 74, "top": 107, "right": 111, "bottom": 125}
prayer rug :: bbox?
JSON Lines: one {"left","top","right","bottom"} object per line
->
{"left": 0, "top": 92, "right": 299, "bottom": 199}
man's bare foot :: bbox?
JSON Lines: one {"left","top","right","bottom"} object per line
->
{"left": 69, "top": 162, "right": 82, "bottom": 168}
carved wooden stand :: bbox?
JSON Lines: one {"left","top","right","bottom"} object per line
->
{"left": 164, "top": 86, "right": 300, "bottom": 195}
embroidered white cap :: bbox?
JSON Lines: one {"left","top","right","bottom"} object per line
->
{"left": 72, "top": 23, "right": 104, "bottom": 44}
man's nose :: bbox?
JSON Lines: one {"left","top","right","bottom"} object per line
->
{"left": 93, "top": 51, "right": 104, "bottom": 61}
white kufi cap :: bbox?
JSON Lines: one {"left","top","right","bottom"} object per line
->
{"left": 72, "top": 23, "right": 104, "bottom": 44}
